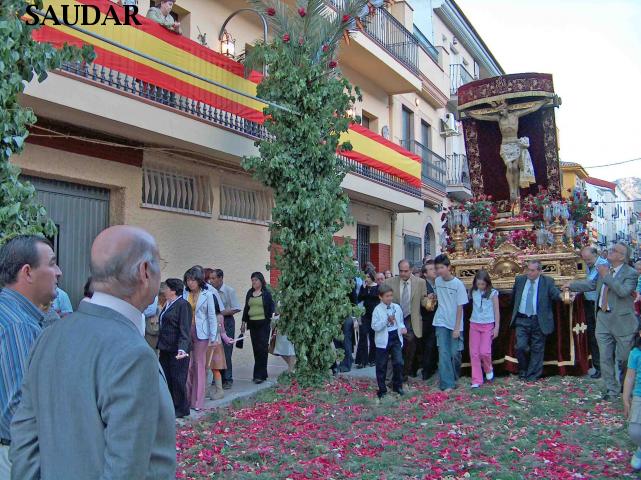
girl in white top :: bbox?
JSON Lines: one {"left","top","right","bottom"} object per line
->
{"left": 469, "top": 270, "right": 500, "bottom": 388}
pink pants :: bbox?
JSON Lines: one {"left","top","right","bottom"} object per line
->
{"left": 187, "top": 325, "right": 209, "bottom": 409}
{"left": 469, "top": 322, "right": 494, "bottom": 385}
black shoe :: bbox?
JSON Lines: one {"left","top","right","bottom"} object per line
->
{"left": 253, "top": 378, "right": 265, "bottom": 384}
{"left": 393, "top": 388, "right": 405, "bottom": 396}
{"left": 590, "top": 370, "right": 601, "bottom": 379}
{"left": 409, "top": 371, "right": 419, "bottom": 379}
{"left": 377, "top": 391, "right": 387, "bottom": 399}
{"left": 367, "top": 362, "right": 376, "bottom": 367}
{"left": 338, "top": 366, "right": 351, "bottom": 373}
{"left": 356, "top": 364, "right": 365, "bottom": 369}
{"left": 222, "top": 381, "right": 233, "bottom": 390}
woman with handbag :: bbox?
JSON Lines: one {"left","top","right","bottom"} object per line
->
{"left": 241, "top": 272, "right": 275, "bottom": 384}
{"left": 183, "top": 266, "right": 218, "bottom": 410}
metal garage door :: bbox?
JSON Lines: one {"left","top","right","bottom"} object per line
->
{"left": 24, "top": 176, "right": 110, "bottom": 310}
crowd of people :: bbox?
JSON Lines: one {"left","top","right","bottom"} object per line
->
{"left": 3, "top": 227, "right": 641, "bottom": 477}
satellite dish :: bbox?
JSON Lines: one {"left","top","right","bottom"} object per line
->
{"left": 381, "top": 125, "right": 390, "bottom": 139}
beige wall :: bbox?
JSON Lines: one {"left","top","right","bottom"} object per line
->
{"left": 13, "top": 144, "right": 271, "bottom": 299}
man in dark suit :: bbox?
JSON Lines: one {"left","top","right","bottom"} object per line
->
{"left": 420, "top": 260, "right": 438, "bottom": 380}
{"left": 157, "top": 278, "right": 192, "bottom": 419}
{"left": 510, "top": 260, "right": 561, "bottom": 381}
{"left": 568, "top": 242, "right": 639, "bottom": 400}
{"left": 10, "top": 226, "right": 176, "bottom": 479}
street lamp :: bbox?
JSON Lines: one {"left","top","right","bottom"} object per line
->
{"left": 219, "top": 8, "right": 268, "bottom": 75}
{"left": 220, "top": 30, "right": 236, "bottom": 58}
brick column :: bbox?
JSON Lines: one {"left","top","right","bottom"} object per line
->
{"left": 370, "top": 243, "right": 391, "bottom": 272}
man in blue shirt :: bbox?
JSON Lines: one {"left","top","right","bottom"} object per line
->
{"left": 0, "top": 235, "right": 61, "bottom": 477}
{"left": 580, "top": 246, "right": 608, "bottom": 379}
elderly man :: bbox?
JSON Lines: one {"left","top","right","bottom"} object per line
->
{"left": 10, "top": 226, "right": 176, "bottom": 479}
{"left": 375, "top": 272, "right": 386, "bottom": 287}
{"left": 0, "top": 236, "right": 61, "bottom": 478}
{"left": 578, "top": 246, "right": 609, "bottom": 379}
{"left": 510, "top": 260, "right": 561, "bottom": 382}
{"left": 568, "top": 242, "right": 639, "bottom": 400}
{"left": 385, "top": 259, "right": 428, "bottom": 379}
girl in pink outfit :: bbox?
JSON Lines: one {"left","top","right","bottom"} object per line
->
{"left": 469, "top": 270, "right": 500, "bottom": 388}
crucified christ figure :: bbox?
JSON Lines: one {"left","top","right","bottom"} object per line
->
{"left": 467, "top": 99, "right": 551, "bottom": 202}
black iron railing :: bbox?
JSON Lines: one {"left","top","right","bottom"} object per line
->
{"left": 450, "top": 63, "right": 474, "bottom": 95}
{"left": 329, "top": 1, "right": 419, "bottom": 74}
{"left": 446, "top": 153, "right": 471, "bottom": 188}
{"left": 340, "top": 155, "right": 421, "bottom": 197}
{"left": 400, "top": 140, "right": 446, "bottom": 190}
{"left": 60, "top": 61, "right": 420, "bottom": 198}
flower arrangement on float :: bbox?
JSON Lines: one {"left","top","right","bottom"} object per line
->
{"left": 441, "top": 187, "right": 593, "bottom": 256}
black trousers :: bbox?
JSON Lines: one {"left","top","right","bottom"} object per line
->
{"left": 421, "top": 319, "right": 438, "bottom": 379}
{"left": 376, "top": 331, "right": 403, "bottom": 397}
{"left": 355, "top": 316, "right": 376, "bottom": 365}
{"left": 515, "top": 315, "right": 547, "bottom": 381}
{"left": 402, "top": 316, "right": 418, "bottom": 377}
{"left": 159, "top": 349, "right": 190, "bottom": 418}
{"left": 584, "top": 300, "right": 600, "bottom": 371}
{"left": 221, "top": 316, "right": 236, "bottom": 382}
{"left": 249, "top": 320, "right": 270, "bottom": 381}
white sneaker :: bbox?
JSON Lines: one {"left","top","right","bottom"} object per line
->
{"left": 486, "top": 371, "right": 494, "bottom": 382}
{"left": 470, "top": 384, "right": 480, "bottom": 389}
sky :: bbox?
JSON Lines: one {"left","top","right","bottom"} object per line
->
{"left": 455, "top": 0, "right": 641, "bottom": 182}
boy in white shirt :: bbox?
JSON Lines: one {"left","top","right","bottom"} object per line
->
{"left": 433, "top": 254, "right": 469, "bottom": 392}
{"left": 372, "top": 284, "right": 407, "bottom": 398}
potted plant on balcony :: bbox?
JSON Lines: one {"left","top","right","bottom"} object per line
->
{"left": 242, "top": 0, "right": 370, "bottom": 385}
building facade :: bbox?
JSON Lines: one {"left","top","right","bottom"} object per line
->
{"left": 15, "top": 0, "right": 501, "bottom": 305}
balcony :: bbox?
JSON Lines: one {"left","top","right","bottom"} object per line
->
{"left": 445, "top": 153, "right": 472, "bottom": 202}
{"left": 331, "top": 2, "right": 422, "bottom": 93}
{"left": 450, "top": 63, "right": 475, "bottom": 96}
{"left": 400, "top": 140, "right": 447, "bottom": 192}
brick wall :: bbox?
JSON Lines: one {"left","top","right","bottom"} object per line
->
{"left": 370, "top": 243, "right": 391, "bottom": 273}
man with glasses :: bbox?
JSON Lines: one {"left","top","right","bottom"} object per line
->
{"left": 568, "top": 242, "right": 640, "bottom": 400}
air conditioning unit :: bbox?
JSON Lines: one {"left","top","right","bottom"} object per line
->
{"left": 440, "top": 113, "right": 460, "bottom": 137}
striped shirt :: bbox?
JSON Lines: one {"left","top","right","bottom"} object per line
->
{"left": 0, "top": 288, "right": 43, "bottom": 440}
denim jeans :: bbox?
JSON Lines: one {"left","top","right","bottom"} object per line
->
{"left": 375, "top": 331, "right": 403, "bottom": 396}
{"left": 435, "top": 326, "right": 463, "bottom": 390}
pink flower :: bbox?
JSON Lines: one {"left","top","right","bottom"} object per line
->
{"left": 282, "top": 33, "right": 290, "bottom": 42}
{"left": 328, "top": 60, "right": 337, "bottom": 68}
{"left": 322, "top": 44, "right": 329, "bottom": 52}
{"left": 298, "top": 7, "right": 306, "bottom": 17}
{"left": 266, "top": 7, "right": 276, "bottom": 16}
{"left": 342, "top": 14, "right": 351, "bottom": 22}
{"left": 298, "top": 36, "right": 304, "bottom": 46}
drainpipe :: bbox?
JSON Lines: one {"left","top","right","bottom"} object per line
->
{"left": 390, "top": 212, "right": 397, "bottom": 273}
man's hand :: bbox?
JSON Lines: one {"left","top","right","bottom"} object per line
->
{"left": 176, "top": 350, "right": 189, "bottom": 360}
{"left": 624, "top": 400, "right": 631, "bottom": 420}
{"left": 452, "top": 330, "right": 461, "bottom": 339}
{"left": 562, "top": 283, "right": 571, "bottom": 291}
{"left": 400, "top": 328, "right": 407, "bottom": 335}
{"left": 597, "top": 264, "right": 610, "bottom": 278}
{"left": 635, "top": 292, "right": 641, "bottom": 304}
{"left": 240, "top": 322, "right": 246, "bottom": 334}
{"left": 387, "top": 315, "right": 396, "bottom": 326}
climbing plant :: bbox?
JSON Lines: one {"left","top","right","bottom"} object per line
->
{"left": 243, "top": 0, "right": 369, "bottom": 385}
{"left": 0, "top": 0, "right": 94, "bottom": 245}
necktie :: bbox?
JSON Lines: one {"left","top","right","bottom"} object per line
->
{"left": 401, "top": 281, "right": 410, "bottom": 318}
{"left": 601, "top": 268, "right": 616, "bottom": 311}
{"left": 525, "top": 280, "right": 535, "bottom": 316}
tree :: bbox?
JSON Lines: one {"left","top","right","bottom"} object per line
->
{"left": 243, "top": 0, "right": 369, "bottom": 385}
{"left": 0, "top": 0, "right": 94, "bottom": 245}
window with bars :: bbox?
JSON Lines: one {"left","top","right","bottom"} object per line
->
{"left": 219, "top": 184, "right": 271, "bottom": 224}
{"left": 356, "top": 224, "right": 371, "bottom": 268}
{"left": 142, "top": 166, "right": 212, "bottom": 216}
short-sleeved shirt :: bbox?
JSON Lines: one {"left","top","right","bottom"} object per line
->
{"left": 470, "top": 289, "right": 499, "bottom": 325}
{"left": 628, "top": 347, "right": 641, "bottom": 397}
{"left": 52, "top": 287, "right": 73, "bottom": 315}
{"left": 433, "top": 276, "right": 468, "bottom": 331}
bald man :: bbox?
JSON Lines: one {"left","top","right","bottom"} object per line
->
{"left": 10, "top": 226, "right": 176, "bottom": 479}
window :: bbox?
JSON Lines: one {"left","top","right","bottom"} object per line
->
{"left": 401, "top": 106, "right": 414, "bottom": 150}
{"left": 220, "top": 184, "right": 271, "bottom": 224}
{"left": 356, "top": 224, "right": 371, "bottom": 268}
{"left": 420, "top": 120, "right": 431, "bottom": 149}
{"left": 404, "top": 235, "right": 422, "bottom": 268}
{"left": 424, "top": 223, "right": 435, "bottom": 258}
{"left": 142, "top": 165, "right": 212, "bottom": 216}
{"left": 361, "top": 113, "right": 370, "bottom": 130}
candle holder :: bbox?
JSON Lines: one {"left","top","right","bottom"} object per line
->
{"left": 450, "top": 224, "right": 468, "bottom": 258}
{"left": 549, "top": 220, "right": 566, "bottom": 253}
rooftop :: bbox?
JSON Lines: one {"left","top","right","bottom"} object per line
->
{"left": 585, "top": 177, "right": 616, "bottom": 191}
